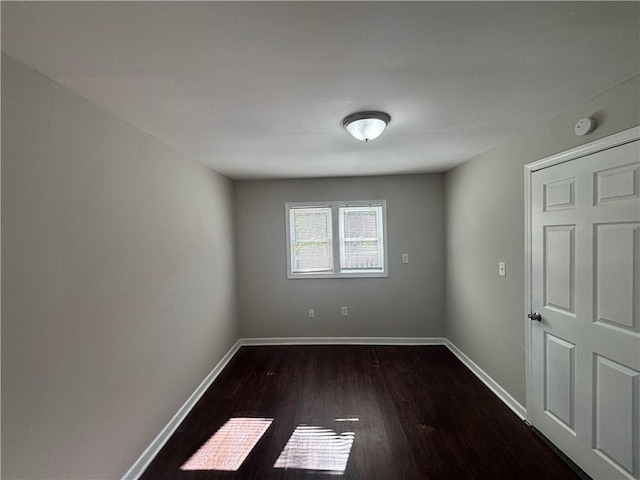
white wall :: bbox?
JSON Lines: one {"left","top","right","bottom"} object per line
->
{"left": 1, "top": 54, "right": 238, "bottom": 479}
{"left": 235, "top": 174, "right": 445, "bottom": 338}
{"left": 445, "top": 75, "right": 640, "bottom": 405}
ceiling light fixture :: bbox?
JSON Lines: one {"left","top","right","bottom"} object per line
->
{"left": 342, "top": 111, "right": 391, "bottom": 143}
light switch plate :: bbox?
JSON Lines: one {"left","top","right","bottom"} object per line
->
{"left": 402, "top": 253, "right": 409, "bottom": 264}
{"left": 498, "top": 262, "right": 506, "bottom": 277}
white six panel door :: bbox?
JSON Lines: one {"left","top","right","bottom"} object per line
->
{"left": 531, "top": 139, "right": 640, "bottom": 480}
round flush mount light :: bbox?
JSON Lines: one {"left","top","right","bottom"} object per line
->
{"left": 342, "top": 111, "right": 391, "bottom": 142}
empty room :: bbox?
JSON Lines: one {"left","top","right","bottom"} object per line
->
{"left": 2, "top": 2, "right": 639, "bottom": 479}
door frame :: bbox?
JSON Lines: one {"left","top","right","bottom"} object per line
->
{"left": 523, "top": 126, "right": 640, "bottom": 420}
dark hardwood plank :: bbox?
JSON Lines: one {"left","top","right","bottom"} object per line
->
{"left": 140, "top": 346, "right": 581, "bottom": 480}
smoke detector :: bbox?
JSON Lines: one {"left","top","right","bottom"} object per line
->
{"left": 574, "top": 117, "right": 597, "bottom": 136}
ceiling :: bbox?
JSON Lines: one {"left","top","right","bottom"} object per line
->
{"left": 2, "top": 2, "right": 638, "bottom": 180}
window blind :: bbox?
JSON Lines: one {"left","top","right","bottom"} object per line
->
{"left": 339, "top": 206, "right": 384, "bottom": 271}
{"left": 290, "top": 207, "right": 333, "bottom": 272}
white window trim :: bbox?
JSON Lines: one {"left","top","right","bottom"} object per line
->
{"left": 285, "top": 200, "right": 389, "bottom": 279}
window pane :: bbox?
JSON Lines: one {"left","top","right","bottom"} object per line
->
{"left": 339, "top": 206, "right": 384, "bottom": 271}
{"left": 294, "top": 209, "right": 330, "bottom": 241}
{"left": 293, "top": 241, "right": 332, "bottom": 272}
{"left": 343, "top": 240, "right": 380, "bottom": 269}
{"left": 291, "top": 208, "right": 333, "bottom": 272}
{"left": 343, "top": 210, "right": 379, "bottom": 238}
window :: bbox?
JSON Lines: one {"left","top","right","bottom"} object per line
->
{"left": 286, "top": 200, "right": 388, "bottom": 278}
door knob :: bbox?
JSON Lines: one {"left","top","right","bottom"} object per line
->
{"left": 528, "top": 312, "right": 542, "bottom": 321}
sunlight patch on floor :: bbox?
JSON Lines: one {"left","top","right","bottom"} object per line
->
{"left": 273, "top": 425, "right": 355, "bottom": 475}
{"left": 180, "top": 417, "right": 273, "bottom": 471}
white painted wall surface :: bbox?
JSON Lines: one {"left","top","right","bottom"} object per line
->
{"left": 1, "top": 54, "right": 238, "bottom": 479}
{"left": 235, "top": 175, "right": 445, "bottom": 338}
{"left": 445, "top": 76, "right": 640, "bottom": 405}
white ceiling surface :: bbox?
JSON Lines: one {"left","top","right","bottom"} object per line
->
{"left": 2, "top": 2, "right": 638, "bottom": 180}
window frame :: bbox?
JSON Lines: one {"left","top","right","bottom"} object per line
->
{"left": 285, "top": 200, "right": 389, "bottom": 279}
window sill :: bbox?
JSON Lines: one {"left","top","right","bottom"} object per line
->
{"left": 287, "top": 271, "right": 389, "bottom": 279}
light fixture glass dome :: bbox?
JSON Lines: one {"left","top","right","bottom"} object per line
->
{"left": 342, "top": 111, "right": 391, "bottom": 142}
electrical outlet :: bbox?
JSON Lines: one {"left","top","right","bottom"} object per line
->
{"left": 498, "top": 262, "right": 506, "bottom": 277}
{"left": 308, "top": 308, "right": 315, "bottom": 318}
{"left": 341, "top": 306, "right": 348, "bottom": 316}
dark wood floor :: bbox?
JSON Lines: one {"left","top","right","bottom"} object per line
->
{"left": 141, "top": 345, "right": 581, "bottom": 479}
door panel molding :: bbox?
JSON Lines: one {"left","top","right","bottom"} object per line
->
{"left": 543, "top": 332, "right": 576, "bottom": 433}
{"left": 593, "top": 354, "right": 639, "bottom": 480}
{"left": 543, "top": 225, "right": 576, "bottom": 314}
{"left": 594, "top": 222, "right": 640, "bottom": 333}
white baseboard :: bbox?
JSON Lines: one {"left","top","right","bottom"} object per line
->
{"left": 240, "top": 336, "right": 447, "bottom": 346}
{"left": 445, "top": 339, "right": 527, "bottom": 420}
{"left": 124, "top": 336, "right": 526, "bottom": 479}
{"left": 121, "top": 339, "right": 242, "bottom": 480}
